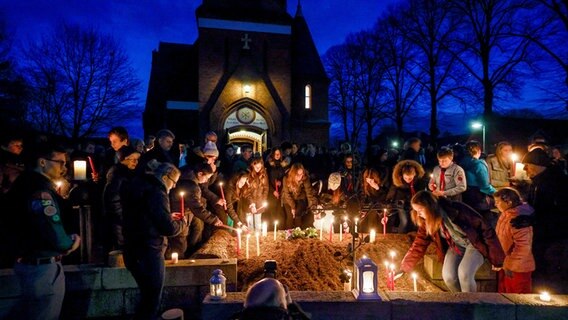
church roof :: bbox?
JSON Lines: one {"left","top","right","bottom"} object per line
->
{"left": 291, "top": 4, "right": 328, "bottom": 81}
{"left": 145, "top": 42, "right": 198, "bottom": 112}
{"left": 196, "top": 0, "right": 292, "bottom": 25}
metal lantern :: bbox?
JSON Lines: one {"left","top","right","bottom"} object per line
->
{"left": 352, "top": 256, "right": 381, "bottom": 300}
{"left": 209, "top": 269, "right": 226, "bottom": 300}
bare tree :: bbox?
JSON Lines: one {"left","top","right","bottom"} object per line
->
{"left": 345, "top": 30, "right": 387, "bottom": 155}
{"left": 323, "top": 44, "right": 364, "bottom": 146}
{"left": 398, "top": 0, "right": 473, "bottom": 144}
{"left": 22, "top": 23, "right": 140, "bottom": 140}
{"left": 449, "top": 0, "right": 534, "bottom": 119}
{"left": 376, "top": 9, "right": 424, "bottom": 139}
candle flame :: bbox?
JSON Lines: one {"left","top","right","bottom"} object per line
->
{"left": 219, "top": 182, "right": 224, "bottom": 186}
{"left": 412, "top": 272, "right": 417, "bottom": 280}
{"left": 511, "top": 153, "right": 519, "bottom": 162}
{"left": 179, "top": 191, "right": 185, "bottom": 196}
{"left": 55, "top": 180, "right": 63, "bottom": 187}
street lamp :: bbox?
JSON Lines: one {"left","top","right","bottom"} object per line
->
{"left": 471, "top": 121, "right": 486, "bottom": 152}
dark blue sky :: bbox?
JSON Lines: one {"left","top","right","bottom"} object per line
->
{"left": 2, "top": 0, "right": 399, "bottom": 138}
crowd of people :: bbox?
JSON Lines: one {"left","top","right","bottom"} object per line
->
{"left": 0, "top": 126, "right": 567, "bottom": 319}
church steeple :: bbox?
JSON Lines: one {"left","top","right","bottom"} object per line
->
{"left": 295, "top": 0, "right": 303, "bottom": 17}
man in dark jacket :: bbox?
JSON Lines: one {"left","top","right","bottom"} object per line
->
{"left": 122, "top": 162, "right": 187, "bottom": 319}
{"left": 137, "top": 129, "right": 176, "bottom": 173}
{"left": 521, "top": 148, "right": 568, "bottom": 293}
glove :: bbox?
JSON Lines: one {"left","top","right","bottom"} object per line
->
{"left": 510, "top": 215, "right": 534, "bottom": 229}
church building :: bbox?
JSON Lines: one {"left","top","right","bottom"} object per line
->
{"left": 143, "top": 0, "right": 330, "bottom": 152}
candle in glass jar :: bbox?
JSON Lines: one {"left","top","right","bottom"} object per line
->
{"left": 73, "top": 160, "right": 87, "bottom": 180}
{"left": 171, "top": 252, "right": 179, "bottom": 264}
{"left": 540, "top": 291, "right": 551, "bottom": 302}
{"left": 369, "top": 229, "right": 376, "bottom": 243}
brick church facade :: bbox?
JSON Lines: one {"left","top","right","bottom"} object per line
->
{"left": 143, "top": 0, "right": 330, "bottom": 152}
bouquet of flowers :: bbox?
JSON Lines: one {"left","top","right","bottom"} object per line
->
{"left": 284, "top": 227, "right": 319, "bottom": 240}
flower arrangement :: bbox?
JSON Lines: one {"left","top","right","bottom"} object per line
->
{"left": 283, "top": 227, "right": 319, "bottom": 240}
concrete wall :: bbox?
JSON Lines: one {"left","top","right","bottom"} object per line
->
{"left": 203, "top": 291, "right": 568, "bottom": 320}
{"left": 0, "top": 258, "right": 237, "bottom": 319}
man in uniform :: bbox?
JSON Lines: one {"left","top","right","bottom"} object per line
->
{"left": 7, "top": 143, "right": 81, "bottom": 320}
{"left": 428, "top": 147, "right": 467, "bottom": 201}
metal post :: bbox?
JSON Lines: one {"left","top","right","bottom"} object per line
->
{"left": 482, "top": 125, "right": 486, "bottom": 152}
{"left": 75, "top": 205, "right": 92, "bottom": 263}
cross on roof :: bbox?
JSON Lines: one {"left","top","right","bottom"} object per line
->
{"left": 241, "top": 33, "right": 252, "bottom": 50}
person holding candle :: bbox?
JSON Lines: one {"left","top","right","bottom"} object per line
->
{"left": 428, "top": 147, "right": 467, "bottom": 201}
{"left": 225, "top": 170, "right": 252, "bottom": 231}
{"left": 395, "top": 191, "right": 505, "bottom": 292}
{"left": 493, "top": 187, "right": 535, "bottom": 293}
{"left": 266, "top": 148, "right": 288, "bottom": 229}
{"left": 386, "top": 160, "right": 426, "bottom": 233}
{"left": 122, "top": 161, "right": 188, "bottom": 319}
{"left": 281, "top": 163, "right": 318, "bottom": 229}
{"left": 6, "top": 143, "right": 81, "bottom": 320}
{"left": 248, "top": 157, "right": 269, "bottom": 231}
{"left": 486, "top": 141, "right": 514, "bottom": 188}
{"left": 102, "top": 146, "right": 140, "bottom": 255}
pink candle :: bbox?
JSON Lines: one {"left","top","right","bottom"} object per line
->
{"left": 87, "top": 156, "right": 97, "bottom": 176}
{"left": 329, "top": 218, "right": 334, "bottom": 242}
{"left": 179, "top": 191, "right": 185, "bottom": 214}
{"left": 219, "top": 182, "right": 227, "bottom": 210}
{"left": 382, "top": 209, "right": 388, "bottom": 235}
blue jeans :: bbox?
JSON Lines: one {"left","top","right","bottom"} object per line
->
{"left": 14, "top": 261, "right": 65, "bottom": 320}
{"left": 442, "top": 244, "right": 484, "bottom": 292}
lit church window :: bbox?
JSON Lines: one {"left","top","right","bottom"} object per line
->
{"left": 305, "top": 84, "right": 311, "bottom": 109}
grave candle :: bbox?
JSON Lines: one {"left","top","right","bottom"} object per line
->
{"left": 369, "top": 229, "right": 376, "bottom": 243}
{"left": 339, "top": 217, "right": 344, "bottom": 242}
{"left": 273, "top": 221, "right": 278, "bottom": 241}
{"left": 389, "top": 263, "right": 396, "bottom": 291}
{"left": 539, "top": 291, "right": 551, "bottom": 302}
{"left": 354, "top": 218, "right": 359, "bottom": 234}
{"left": 412, "top": 272, "right": 418, "bottom": 292}
{"left": 246, "top": 234, "right": 250, "bottom": 259}
{"left": 255, "top": 232, "right": 260, "bottom": 256}
{"left": 171, "top": 252, "right": 179, "bottom": 264}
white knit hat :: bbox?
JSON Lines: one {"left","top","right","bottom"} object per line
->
{"left": 203, "top": 141, "right": 219, "bottom": 157}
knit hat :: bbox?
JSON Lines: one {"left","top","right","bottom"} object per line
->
{"left": 328, "top": 172, "right": 341, "bottom": 191}
{"left": 117, "top": 145, "right": 139, "bottom": 161}
{"left": 203, "top": 141, "right": 219, "bottom": 158}
{"left": 521, "top": 148, "right": 550, "bottom": 167}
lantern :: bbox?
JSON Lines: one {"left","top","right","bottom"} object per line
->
{"left": 352, "top": 256, "right": 381, "bottom": 300}
{"left": 209, "top": 269, "right": 226, "bottom": 300}
{"left": 73, "top": 160, "right": 87, "bottom": 181}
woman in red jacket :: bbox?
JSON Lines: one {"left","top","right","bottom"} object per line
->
{"left": 397, "top": 191, "right": 505, "bottom": 292}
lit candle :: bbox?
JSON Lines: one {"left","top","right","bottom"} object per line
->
{"left": 329, "top": 217, "right": 334, "bottom": 242}
{"left": 354, "top": 218, "right": 358, "bottom": 234}
{"left": 540, "top": 291, "right": 551, "bottom": 302}
{"left": 412, "top": 272, "right": 417, "bottom": 292}
{"left": 384, "top": 260, "right": 390, "bottom": 287}
{"left": 236, "top": 228, "right": 242, "bottom": 256}
{"left": 171, "top": 252, "right": 179, "bottom": 264}
{"left": 339, "top": 216, "right": 344, "bottom": 242}
{"left": 511, "top": 153, "right": 519, "bottom": 176}
{"left": 179, "top": 191, "right": 185, "bottom": 214}
{"left": 389, "top": 263, "right": 396, "bottom": 291}
{"left": 369, "top": 229, "right": 376, "bottom": 243}
{"left": 273, "top": 220, "right": 278, "bottom": 241}
{"left": 246, "top": 234, "right": 250, "bottom": 259}
{"left": 255, "top": 231, "right": 260, "bottom": 256}
{"left": 246, "top": 214, "right": 253, "bottom": 229}
{"left": 382, "top": 209, "right": 388, "bottom": 235}
{"left": 262, "top": 221, "right": 268, "bottom": 237}
{"left": 390, "top": 250, "right": 396, "bottom": 264}
{"left": 73, "top": 160, "right": 87, "bottom": 180}
{"left": 55, "top": 180, "right": 62, "bottom": 194}
{"left": 219, "top": 182, "right": 227, "bottom": 210}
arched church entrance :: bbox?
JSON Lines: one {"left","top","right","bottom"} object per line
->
{"left": 223, "top": 102, "right": 270, "bottom": 154}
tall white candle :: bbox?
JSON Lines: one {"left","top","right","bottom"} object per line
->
{"left": 369, "top": 229, "right": 376, "bottom": 243}
{"left": 273, "top": 221, "right": 278, "bottom": 241}
{"left": 339, "top": 219, "right": 343, "bottom": 242}
{"left": 246, "top": 234, "right": 250, "bottom": 259}
{"left": 354, "top": 218, "right": 359, "bottom": 233}
{"left": 390, "top": 250, "right": 396, "bottom": 264}
{"left": 412, "top": 272, "right": 418, "bottom": 292}
{"left": 255, "top": 232, "right": 260, "bottom": 256}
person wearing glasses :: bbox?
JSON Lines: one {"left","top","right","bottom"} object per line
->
{"left": 121, "top": 161, "right": 188, "bottom": 319}
{"left": 6, "top": 143, "right": 81, "bottom": 320}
